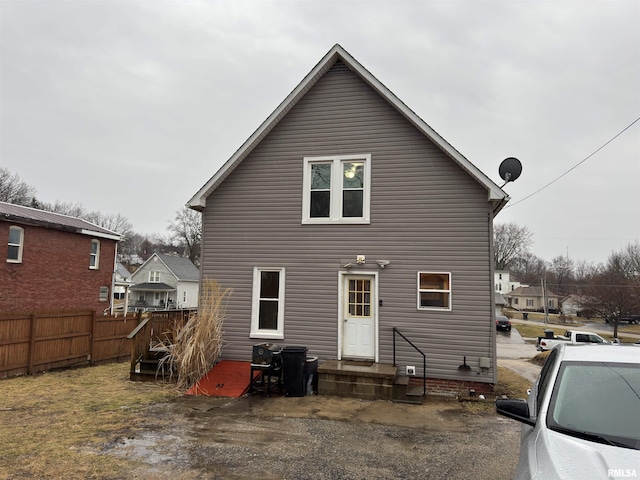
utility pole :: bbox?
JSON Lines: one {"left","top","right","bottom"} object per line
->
{"left": 541, "top": 275, "right": 549, "bottom": 324}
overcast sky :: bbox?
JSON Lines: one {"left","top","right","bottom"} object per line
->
{"left": 1, "top": 0, "right": 638, "bottom": 264}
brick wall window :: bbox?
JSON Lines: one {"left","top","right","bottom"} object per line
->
{"left": 7, "top": 226, "right": 24, "bottom": 263}
{"left": 90, "top": 239, "right": 100, "bottom": 269}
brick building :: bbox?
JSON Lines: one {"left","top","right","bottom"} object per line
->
{"left": 0, "top": 201, "right": 122, "bottom": 313}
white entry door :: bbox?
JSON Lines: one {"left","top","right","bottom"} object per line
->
{"left": 342, "top": 274, "right": 376, "bottom": 359}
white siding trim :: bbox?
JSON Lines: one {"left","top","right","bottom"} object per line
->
{"left": 302, "top": 154, "right": 371, "bottom": 224}
{"left": 250, "top": 267, "right": 286, "bottom": 340}
{"left": 337, "top": 270, "right": 379, "bottom": 362}
{"left": 417, "top": 271, "right": 452, "bottom": 311}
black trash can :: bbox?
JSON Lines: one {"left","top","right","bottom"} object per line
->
{"left": 544, "top": 329, "right": 554, "bottom": 339}
{"left": 523, "top": 312, "right": 529, "bottom": 320}
{"left": 282, "top": 346, "right": 307, "bottom": 397}
{"left": 305, "top": 356, "right": 318, "bottom": 395}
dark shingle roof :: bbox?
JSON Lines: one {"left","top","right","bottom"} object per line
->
{"left": 0, "top": 201, "right": 121, "bottom": 239}
{"left": 130, "top": 282, "right": 175, "bottom": 291}
{"left": 158, "top": 254, "right": 199, "bottom": 281}
{"left": 507, "top": 286, "right": 560, "bottom": 298}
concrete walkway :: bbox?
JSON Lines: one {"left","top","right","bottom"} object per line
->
{"left": 495, "top": 328, "right": 541, "bottom": 383}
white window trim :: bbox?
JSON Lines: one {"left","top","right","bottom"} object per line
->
{"left": 7, "top": 226, "right": 24, "bottom": 263}
{"left": 89, "top": 239, "right": 100, "bottom": 270}
{"left": 302, "top": 154, "right": 371, "bottom": 224}
{"left": 250, "top": 267, "right": 285, "bottom": 340}
{"left": 417, "top": 271, "right": 452, "bottom": 311}
{"left": 149, "top": 271, "right": 161, "bottom": 283}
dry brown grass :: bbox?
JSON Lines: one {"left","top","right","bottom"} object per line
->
{"left": 158, "top": 279, "right": 230, "bottom": 390}
{"left": 460, "top": 366, "right": 533, "bottom": 414}
{"left": 530, "top": 350, "right": 552, "bottom": 366}
{"left": 0, "top": 362, "right": 178, "bottom": 480}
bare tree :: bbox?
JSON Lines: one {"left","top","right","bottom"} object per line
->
{"left": 548, "top": 255, "right": 575, "bottom": 296}
{"left": 508, "top": 252, "right": 547, "bottom": 285}
{"left": 39, "top": 200, "right": 86, "bottom": 219}
{"left": 0, "top": 167, "right": 37, "bottom": 206}
{"left": 493, "top": 222, "right": 533, "bottom": 270}
{"left": 167, "top": 206, "right": 202, "bottom": 266}
{"left": 580, "top": 242, "right": 640, "bottom": 338}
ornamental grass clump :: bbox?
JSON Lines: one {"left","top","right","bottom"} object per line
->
{"left": 159, "top": 279, "right": 230, "bottom": 390}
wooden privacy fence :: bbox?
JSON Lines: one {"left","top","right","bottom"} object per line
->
{"left": 0, "top": 310, "right": 143, "bottom": 379}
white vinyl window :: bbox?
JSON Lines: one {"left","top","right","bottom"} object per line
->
{"left": 89, "top": 239, "right": 100, "bottom": 269}
{"left": 302, "top": 154, "right": 371, "bottom": 224}
{"left": 250, "top": 267, "right": 285, "bottom": 339}
{"left": 99, "top": 286, "right": 109, "bottom": 302}
{"left": 149, "top": 271, "right": 161, "bottom": 282}
{"left": 7, "top": 226, "right": 24, "bottom": 263}
{"left": 418, "top": 272, "right": 452, "bottom": 311}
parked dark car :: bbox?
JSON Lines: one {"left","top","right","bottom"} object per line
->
{"left": 496, "top": 315, "right": 511, "bottom": 331}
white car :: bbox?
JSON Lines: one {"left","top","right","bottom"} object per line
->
{"left": 496, "top": 344, "right": 640, "bottom": 479}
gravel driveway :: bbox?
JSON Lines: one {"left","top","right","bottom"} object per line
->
{"left": 104, "top": 330, "right": 544, "bottom": 479}
{"left": 111, "top": 394, "right": 521, "bottom": 479}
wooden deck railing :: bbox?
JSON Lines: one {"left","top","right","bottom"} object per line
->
{"left": 127, "top": 309, "right": 195, "bottom": 378}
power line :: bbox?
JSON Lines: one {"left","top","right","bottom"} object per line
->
{"left": 506, "top": 117, "right": 640, "bottom": 209}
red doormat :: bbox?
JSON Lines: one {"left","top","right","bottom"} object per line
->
{"left": 186, "top": 360, "right": 259, "bottom": 397}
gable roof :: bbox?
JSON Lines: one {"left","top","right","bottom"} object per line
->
{"left": 188, "top": 44, "right": 509, "bottom": 213}
{"left": 0, "top": 201, "right": 121, "bottom": 240}
{"left": 506, "top": 286, "right": 560, "bottom": 298}
{"left": 158, "top": 254, "right": 199, "bottom": 281}
{"left": 134, "top": 253, "right": 200, "bottom": 282}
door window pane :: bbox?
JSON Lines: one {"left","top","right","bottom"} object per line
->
{"left": 347, "top": 279, "right": 372, "bottom": 318}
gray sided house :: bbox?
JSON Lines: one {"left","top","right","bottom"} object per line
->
{"left": 129, "top": 253, "right": 200, "bottom": 311}
{"left": 189, "top": 45, "right": 509, "bottom": 389}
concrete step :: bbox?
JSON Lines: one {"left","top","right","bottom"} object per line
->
{"left": 393, "top": 375, "right": 424, "bottom": 404}
{"left": 318, "top": 360, "right": 397, "bottom": 401}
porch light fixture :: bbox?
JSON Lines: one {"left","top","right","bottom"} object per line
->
{"left": 376, "top": 260, "right": 390, "bottom": 269}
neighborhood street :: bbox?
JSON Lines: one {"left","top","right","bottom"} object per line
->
{"left": 496, "top": 327, "right": 541, "bottom": 383}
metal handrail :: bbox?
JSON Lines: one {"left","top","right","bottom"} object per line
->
{"left": 392, "top": 327, "right": 426, "bottom": 396}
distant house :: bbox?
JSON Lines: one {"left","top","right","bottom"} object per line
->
{"left": 505, "top": 286, "right": 561, "bottom": 312}
{"left": 129, "top": 253, "right": 199, "bottom": 311}
{"left": 113, "top": 263, "right": 133, "bottom": 313}
{"left": 187, "top": 44, "right": 510, "bottom": 393}
{"left": 0, "top": 201, "right": 121, "bottom": 313}
{"left": 560, "top": 294, "right": 592, "bottom": 317}
{"left": 494, "top": 270, "right": 523, "bottom": 295}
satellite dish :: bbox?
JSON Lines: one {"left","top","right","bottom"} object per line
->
{"left": 498, "top": 157, "right": 522, "bottom": 186}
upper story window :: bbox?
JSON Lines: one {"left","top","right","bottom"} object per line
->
{"left": 302, "top": 154, "right": 371, "bottom": 224}
{"left": 89, "top": 239, "right": 100, "bottom": 269}
{"left": 149, "top": 271, "right": 161, "bottom": 282}
{"left": 417, "top": 272, "right": 452, "bottom": 311}
{"left": 251, "top": 267, "right": 285, "bottom": 339}
{"left": 7, "top": 226, "right": 24, "bottom": 263}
